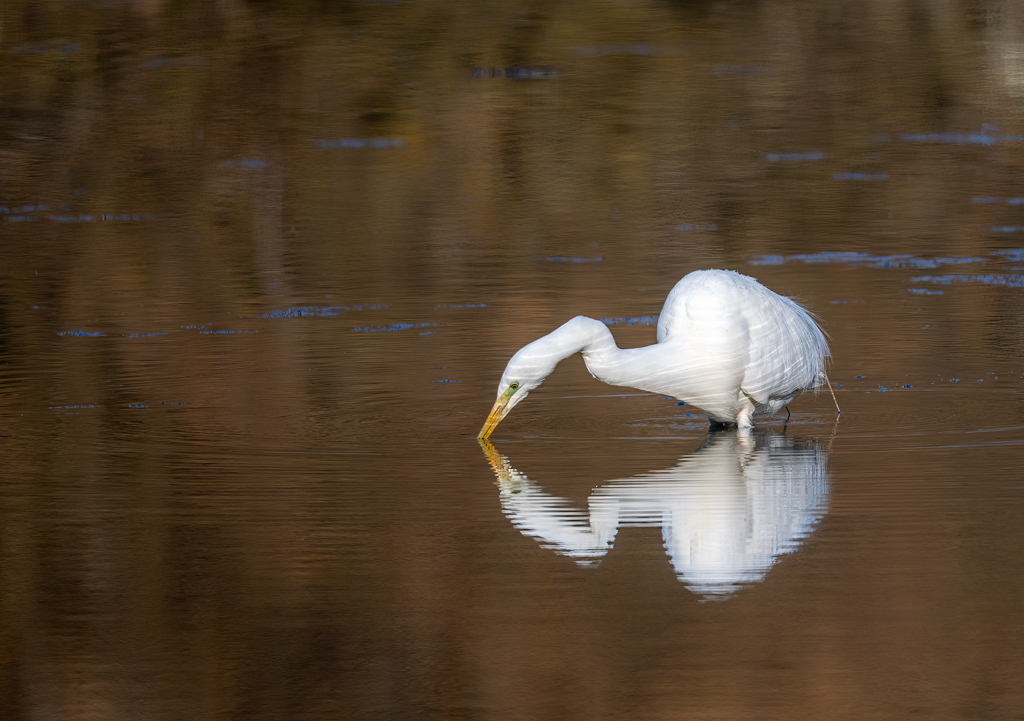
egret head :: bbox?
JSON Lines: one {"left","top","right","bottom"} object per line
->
{"left": 476, "top": 339, "right": 559, "bottom": 439}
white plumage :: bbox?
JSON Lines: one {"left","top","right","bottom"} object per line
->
{"left": 478, "top": 269, "right": 830, "bottom": 437}
{"left": 481, "top": 432, "right": 830, "bottom": 597}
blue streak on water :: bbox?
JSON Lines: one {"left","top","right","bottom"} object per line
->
{"left": 142, "top": 55, "right": 208, "bottom": 69}
{"left": 536, "top": 256, "right": 604, "bottom": 263}
{"left": 220, "top": 158, "right": 267, "bottom": 169}
{"left": 901, "top": 132, "right": 995, "bottom": 145}
{"left": 1, "top": 204, "right": 49, "bottom": 213}
{"left": 59, "top": 330, "right": 107, "bottom": 337}
{"left": 315, "top": 137, "right": 405, "bottom": 149}
{"left": 899, "top": 131, "right": 1024, "bottom": 145}
{"left": 199, "top": 329, "right": 260, "bottom": 334}
{"left": 765, "top": 152, "right": 826, "bottom": 162}
{"left": 50, "top": 401, "right": 187, "bottom": 411}
{"left": 122, "top": 332, "right": 168, "bottom": 338}
{"left": 574, "top": 44, "right": 657, "bottom": 56}
{"left": 909, "top": 288, "right": 943, "bottom": 295}
{"left": 4, "top": 211, "right": 155, "bottom": 223}
{"left": 469, "top": 66, "right": 562, "bottom": 79}
{"left": 971, "top": 196, "right": 1024, "bottom": 204}
{"left": 259, "top": 306, "right": 340, "bottom": 318}
{"left": 435, "top": 303, "right": 486, "bottom": 309}
{"left": 600, "top": 316, "right": 657, "bottom": 326}
{"left": 351, "top": 322, "right": 438, "bottom": 333}
{"left": 47, "top": 215, "right": 94, "bottom": 223}
{"left": 577, "top": 43, "right": 655, "bottom": 56}
{"left": 255, "top": 303, "right": 388, "bottom": 318}
{"left": 674, "top": 223, "right": 718, "bottom": 231}
{"left": 991, "top": 226, "right": 1024, "bottom": 233}
{"left": 434, "top": 379, "right": 462, "bottom": 383}
{"left": 912, "top": 274, "right": 1024, "bottom": 288}
{"left": 833, "top": 172, "right": 889, "bottom": 180}
{"left": 750, "top": 251, "right": 986, "bottom": 269}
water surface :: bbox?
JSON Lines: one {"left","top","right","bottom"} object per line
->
{"left": 3, "top": 2, "right": 1024, "bottom": 719}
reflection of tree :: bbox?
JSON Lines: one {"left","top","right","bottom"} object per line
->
{"left": 480, "top": 432, "right": 829, "bottom": 599}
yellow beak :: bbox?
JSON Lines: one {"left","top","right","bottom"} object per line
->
{"left": 477, "top": 387, "right": 516, "bottom": 439}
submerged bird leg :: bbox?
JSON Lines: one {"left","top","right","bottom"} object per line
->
{"left": 824, "top": 373, "right": 842, "bottom": 414}
{"left": 735, "top": 401, "right": 755, "bottom": 431}
{"left": 735, "top": 391, "right": 758, "bottom": 431}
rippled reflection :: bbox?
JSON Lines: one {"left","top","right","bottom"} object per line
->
{"left": 480, "top": 432, "right": 830, "bottom": 598}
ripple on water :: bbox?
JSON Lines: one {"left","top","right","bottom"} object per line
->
{"left": 750, "top": 251, "right": 987, "bottom": 269}
{"left": 912, "top": 274, "right": 1024, "bottom": 288}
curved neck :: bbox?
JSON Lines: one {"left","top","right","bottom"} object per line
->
{"left": 550, "top": 316, "right": 664, "bottom": 391}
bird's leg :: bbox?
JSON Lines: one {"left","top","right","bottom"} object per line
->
{"left": 824, "top": 373, "right": 841, "bottom": 414}
{"left": 733, "top": 390, "right": 758, "bottom": 431}
{"left": 784, "top": 405, "right": 791, "bottom": 422}
{"left": 735, "top": 403, "right": 755, "bottom": 431}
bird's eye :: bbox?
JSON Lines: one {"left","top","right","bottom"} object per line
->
{"left": 509, "top": 381, "right": 520, "bottom": 390}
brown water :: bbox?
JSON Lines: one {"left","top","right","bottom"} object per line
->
{"left": 3, "top": 2, "right": 1024, "bottom": 719}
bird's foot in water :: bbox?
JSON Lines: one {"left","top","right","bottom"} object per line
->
{"left": 708, "top": 419, "right": 738, "bottom": 432}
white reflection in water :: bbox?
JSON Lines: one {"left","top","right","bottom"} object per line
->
{"left": 481, "top": 432, "right": 829, "bottom": 599}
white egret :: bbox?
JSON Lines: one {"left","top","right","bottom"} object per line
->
{"left": 478, "top": 269, "right": 833, "bottom": 438}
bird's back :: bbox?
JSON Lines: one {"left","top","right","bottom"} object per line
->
{"left": 656, "top": 269, "right": 828, "bottom": 414}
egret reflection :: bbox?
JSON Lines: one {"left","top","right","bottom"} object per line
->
{"left": 480, "top": 432, "right": 829, "bottom": 599}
